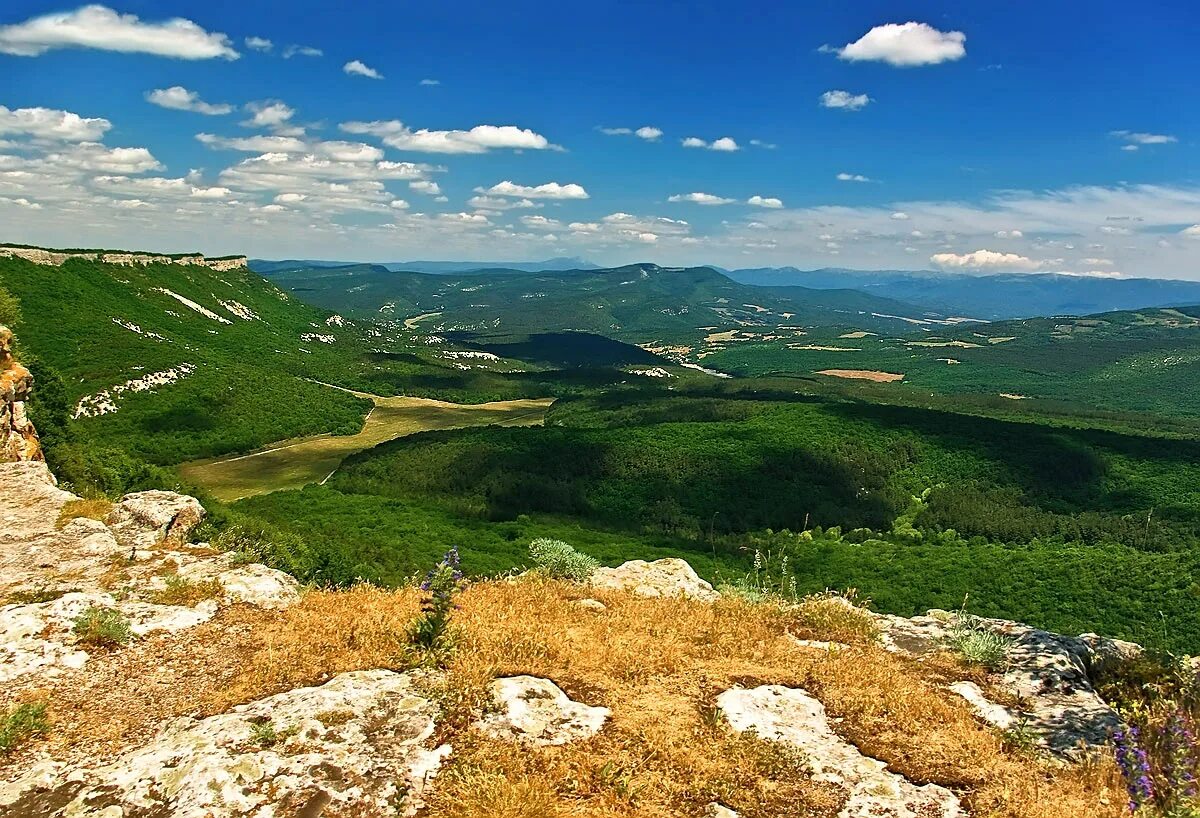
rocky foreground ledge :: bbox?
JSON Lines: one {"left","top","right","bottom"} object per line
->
{"left": 0, "top": 462, "right": 1130, "bottom": 816}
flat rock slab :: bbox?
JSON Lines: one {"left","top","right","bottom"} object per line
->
{"left": 590, "top": 558, "right": 718, "bottom": 601}
{"left": 717, "top": 685, "right": 963, "bottom": 818}
{"left": 0, "top": 669, "right": 451, "bottom": 817}
{"left": 476, "top": 675, "right": 610, "bottom": 746}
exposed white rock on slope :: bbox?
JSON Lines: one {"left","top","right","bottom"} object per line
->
{"left": 590, "top": 558, "right": 719, "bottom": 601}
{"left": 217, "top": 298, "right": 259, "bottom": 320}
{"left": 300, "top": 332, "right": 337, "bottom": 344}
{"left": 0, "top": 670, "right": 451, "bottom": 818}
{"left": 72, "top": 363, "right": 196, "bottom": 418}
{"left": 111, "top": 317, "right": 167, "bottom": 341}
{"left": 476, "top": 676, "right": 610, "bottom": 746}
{"left": 872, "top": 610, "right": 1124, "bottom": 757}
{"left": 717, "top": 685, "right": 963, "bottom": 818}
{"left": 153, "top": 287, "right": 233, "bottom": 324}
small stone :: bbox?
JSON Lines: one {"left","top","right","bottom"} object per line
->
{"left": 575, "top": 599, "right": 606, "bottom": 612}
{"left": 590, "top": 558, "right": 718, "bottom": 601}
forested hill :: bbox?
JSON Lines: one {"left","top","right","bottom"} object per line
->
{"left": 261, "top": 261, "right": 938, "bottom": 345}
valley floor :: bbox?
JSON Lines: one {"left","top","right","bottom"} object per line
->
{"left": 179, "top": 387, "right": 552, "bottom": 501}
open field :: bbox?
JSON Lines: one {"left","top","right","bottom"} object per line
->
{"left": 180, "top": 388, "right": 552, "bottom": 501}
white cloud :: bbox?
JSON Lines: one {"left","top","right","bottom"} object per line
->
{"left": 820, "top": 90, "right": 872, "bottom": 110}
{"left": 245, "top": 36, "right": 272, "bottom": 52}
{"left": 635, "top": 126, "right": 663, "bottom": 140}
{"left": 837, "top": 172, "right": 871, "bottom": 182}
{"left": 389, "top": 199, "right": 409, "bottom": 209}
{"left": 282, "top": 44, "right": 322, "bottom": 58}
{"left": 0, "top": 105, "right": 111, "bottom": 141}
{"left": 681, "top": 136, "right": 739, "bottom": 151}
{"left": 748, "top": 195, "right": 784, "bottom": 208}
{"left": 931, "top": 249, "right": 1041, "bottom": 271}
{"left": 341, "top": 119, "right": 556, "bottom": 154}
{"left": 467, "top": 195, "right": 541, "bottom": 211}
{"left": 520, "top": 214, "right": 561, "bottom": 230}
{"left": 409, "top": 180, "right": 442, "bottom": 195}
{"left": 51, "top": 142, "right": 162, "bottom": 173}
{"left": 668, "top": 192, "right": 735, "bottom": 205}
{"left": 475, "top": 181, "right": 589, "bottom": 200}
{"left": 993, "top": 229, "right": 1023, "bottom": 238}
{"left": 1182, "top": 225, "right": 1200, "bottom": 238}
{"left": 0, "top": 5, "right": 238, "bottom": 59}
{"left": 1081, "top": 257, "right": 1114, "bottom": 266}
{"left": 749, "top": 139, "right": 777, "bottom": 149}
{"left": 829, "top": 22, "right": 965, "bottom": 67}
{"left": 343, "top": 59, "right": 383, "bottom": 79}
{"left": 146, "top": 86, "right": 233, "bottom": 115}
{"left": 890, "top": 211, "right": 909, "bottom": 220}
{"left": 196, "top": 133, "right": 307, "bottom": 152}
{"left": 0, "top": 196, "right": 42, "bottom": 210}
{"left": 419, "top": 78, "right": 440, "bottom": 86}
{"left": 1111, "top": 130, "right": 1177, "bottom": 147}
{"left": 242, "top": 101, "right": 296, "bottom": 130}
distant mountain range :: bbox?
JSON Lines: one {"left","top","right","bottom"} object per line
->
{"left": 729, "top": 267, "right": 1200, "bottom": 320}
{"left": 250, "top": 256, "right": 601, "bottom": 275}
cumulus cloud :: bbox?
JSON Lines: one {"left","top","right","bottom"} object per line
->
{"left": 196, "top": 133, "right": 307, "bottom": 152}
{"left": 0, "top": 105, "right": 111, "bottom": 141}
{"left": 409, "top": 180, "right": 441, "bottom": 195}
{"left": 0, "top": 5, "right": 238, "bottom": 59}
{"left": 1182, "top": 225, "right": 1200, "bottom": 238}
{"left": 341, "top": 119, "right": 556, "bottom": 154}
{"left": 837, "top": 172, "right": 871, "bottom": 182}
{"left": 520, "top": 214, "right": 562, "bottom": 230}
{"left": 681, "top": 136, "right": 739, "bottom": 151}
{"left": 476, "top": 181, "right": 589, "bottom": 200}
{"left": 931, "top": 249, "right": 1042, "bottom": 270}
{"left": 242, "top": 100, "right": 296, "bottom": 131}
{"left": 993, "top": 229, "right": 1023, "bottom": 238}
{"left": 820, "top": 90, "right": 872, "bottom": 110}
{"left": 0, "top": 196, "right": 42, "bottom": 210}
{"left": 467, "top": 195, "right": 541, "bottom": 211}
{"left": 668, "top": 192, "right": 735, "bottom": 205}
{"left": 49, "top": 142, "right": 163, "bottom": 173}
{"left": 828, "top": 22, "right": 965, "bottom": 67}
{"left": 748, "top": 195, "right": 784, "bottom": 208}
{"left": 343, "top": 59, "right": 383, "bottom": 79}
{"left": 282, "top": 44, "right": 322, "bottom": 58}
{"left": 245, "top": 36, "right": 272, "bottom": 52}
{"left": 146, "top": 86, "right": 233, "bottom": 115}
{"left": 601, "top": 125, "right": 662, "bottom": 141}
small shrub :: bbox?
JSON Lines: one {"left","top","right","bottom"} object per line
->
{"left": 407, "top": 547, "right": 465, "bottom": 661}
{"left": 249, "top": 720, "right": 278, "bottom": 747}
{"left": 0, "top": 703, "right": 48, "bottom": 753}
{"left": 720, "top": 548, "right": 799, "bottom": 603}
{"left": 945, "top": 609, "right": 1012, "bottom": 670}
{"left": 528, "top": 538, "right": 600, "bottom": 582}
{"left": 149, "top": 574, "right": 223, "bottom": 606}
{"left": 71, "top": 606, "right": 133, "bottom": 647}
{"left": 6, "top": 586, "right": 72, "bottom": 605}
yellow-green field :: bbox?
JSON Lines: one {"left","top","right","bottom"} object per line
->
{"left": 180, "top": 389, "right": 553, "bottom": 502}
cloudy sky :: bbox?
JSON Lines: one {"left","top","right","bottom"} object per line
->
{"left": 1, "top": 1, "right": 1197, "bottom": 277}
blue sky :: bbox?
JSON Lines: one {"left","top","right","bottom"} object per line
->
{"left": 1, "top": 1, "right": 1198, "bottom": 277}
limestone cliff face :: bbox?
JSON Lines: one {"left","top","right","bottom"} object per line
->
{"left": 0, "top": 245, "right": 247, "bottom": 271}
{"left": 0, "top": 325, "right": 41, "bottom": 462}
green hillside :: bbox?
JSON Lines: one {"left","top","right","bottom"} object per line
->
{"left": 263, "top": 262, "right": 938, "bottom": 351}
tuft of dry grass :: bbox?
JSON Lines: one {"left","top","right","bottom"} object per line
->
{"left": 55, "top": 498, "right": 113, "bottom": 530}
{"left": 788, "top": 590, "right": 879, "bottom": 644}
{"left": 3, "top": 578, "right": 1125, "bottom": 817}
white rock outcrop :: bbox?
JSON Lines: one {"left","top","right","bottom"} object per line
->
{"left": 590, "top": 558, "right": 719, "bottom": 601}
{"left": 0, "top": 670, "right": 450, "bottom": 817}
{"left": 717, "top": 685, "right": 963, "bottom": 818}
{"left": 872, "top": 610, "right": 1124, "bottom": 757}
{"left": 476, "top": 675, "right": 610, "bottom": 746}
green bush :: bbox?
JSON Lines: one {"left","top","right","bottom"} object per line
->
{"left": 0, "top": 702, "right": 48, "bottom": 753}
{"left": 528, "top": 538, "right": 600, "bottom": 582}
{"left": 71, "top": 606, "right": 133, "bottom": 647}
{"left": 945, "top": 612, "right": 1012, "bottom": 669}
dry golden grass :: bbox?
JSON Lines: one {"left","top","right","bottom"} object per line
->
{"left": 54, "top": 498, "right": 112, "bottom": 529}
{"left": 212, "top": 579, "right": 1124, "bottom": 818}
{"left": 3, "top": 579, "right": 1124, "bottom": 817}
